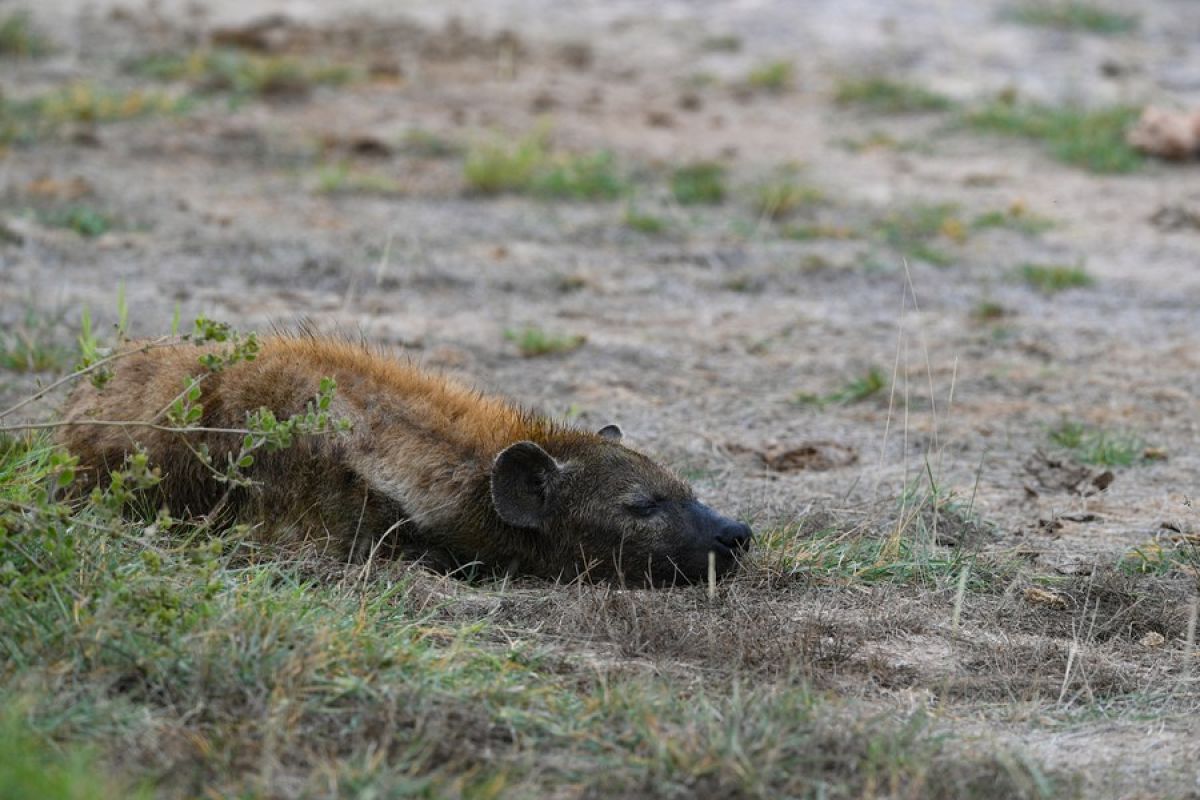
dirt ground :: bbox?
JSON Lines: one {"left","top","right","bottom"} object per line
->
{"left": 3, "top": 0, "right": 1200, "bottom": 796}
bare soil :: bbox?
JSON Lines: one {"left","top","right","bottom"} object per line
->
{"left": 3, "top": 0, "right": 1200, "bottom": 796}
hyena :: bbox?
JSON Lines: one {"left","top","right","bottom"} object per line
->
{"left": 57, "top": 336, "right": 752, "bottom": 585}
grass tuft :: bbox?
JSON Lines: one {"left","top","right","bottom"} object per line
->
{"left": 965, "top": 98, "right": 1142, "bottom": 173}
{"left": 464, "top": 131, "right": 626, "bottom": 200}
{"left": 38, "top": 205, "right": 116, "bottom": 238}
{"left": 835, "top": 78, "right": 954, "bottom": 113}
{"left": 623, "top": 205, "right": 668, "bottom": 234}
{"left": 876, "top": 203, "right": 964, "bottom": 267}
{"left": 795, "top": 367, "right": 888, "bottom": 407}
{"left": 746, "top": 60, "right": 793, "bottom": 92}
{"left": 1, "top": 83, "right": 186, "bottom": 146}
{"left": 313, "top": 162, "right": 404, "bottom": 196}
{"left": 129, "top": 48, "right": 355, "bottom": 98}
{"left": 1018, "top": 262, "right": 1093, "bottom": 293}
{"left": 400, "top": 129, "right": 463, "bottom": 159}
{"left": 753, "top": 176, "right": 823, "bottom": 220}
{"left": 971, "top": 203, "right": 1054, "bottom": 236}
{"left": 0, "top": 11, "right": 51, "bottom": 58}
{"left": 505, "top": 327, "right": 586, "bottom": 357}
{"left": 1007, "top": 2, "right": 1139, "bottom": 34}
{"left": 1048, "top": 419, "right": 1145, "bottom": 466}
{"left": 671, "top": 162, "right": 726, "bottom": 205}
{"left": 0, "top": 309, "right": 71, "bottom": 373}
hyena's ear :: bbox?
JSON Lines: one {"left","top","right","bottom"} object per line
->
{"left": 491, "top": 441, "right": 562, "bottom": 529}
{"left": 596, "top": 424, "right": 623, "bottom": 443}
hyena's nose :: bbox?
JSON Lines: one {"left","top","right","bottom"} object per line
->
{"left": 716, "top": 521, "right": 753, "bottom": 553}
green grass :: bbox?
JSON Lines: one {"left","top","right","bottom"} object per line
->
{"left": 129, "top": 48, "right": 355, "bottom": 98}
{"left": 464, "top": 132, "right": 627, "bottom": 199}
{"left": 0, "top": 83, "right": 186, "bottom": 146}
{"left": 38, "top": 205, "right": 116, "bottom": 237}
{"left": 965, "top": 99, "right": 1142, "bottom": 173}
{"left": 1018, "top": 262, "right": 1094, "bottom": 293}
{"left": 400, "top": 129, "right": 463, "bottom": 159}
{"left": 1049, "top": 419, "right": 1145, "bottom": 466}
{"left": 0, "top": 11, "right": 51, "bottom": 58}
{"left": 971, "top": 204, "right": 1054, "bottom": 236}
{"left": 0, "top": 309, "right": 71, "bottom": 373}
{"left": 464, "top": 132, "right": 547, "bottom": 194}
{"left": 970, "top": 299, "right": 1010, "bottom": 323}
{"left": 875, "top": 203, "right": 965, "bottom": 267}
{"left": 533, "top": 151, "right": 626, "bottom": 199}
{"left": 1007, "top": 2, "right": 1139, "bottom": 34}
{"left": 835, "top": 78, "right": 954, "bottom": 113}
{"left": 746, "top": 60, "right": 793, "bottom": 92}
{"left": 313, "top": 162, "right": 404, "bottom": 196}
{"left": 623, "top": 205, "right": 668, "bottom": 234}
{"left": 671, "top": 161, "right": 726, "bottom": 205}
{"left": 0, "top": 426, "right": 1069, "bottom": 798}
{"left": 782, "top": 223, "right": 857, "bottom": 241}
{"left": 699, "top": 34, "right": 742, "bottom": 52}
{"left": 753, "top": 177, "right": 823, "bottom": 220}
{"left": 757, "top": 499, "right": 1004, "bottom": 590}
{"left": 505, "top": 327, "right": 586, "bottom": 357}
{"left": 0, "top": 705, "right": 151, "bottom": 800}
{"left": 795, "top": 367, "right": 888, "bottom": 407}
{"left": 1120, "top": 539, "right": 1200, "bottom": 578}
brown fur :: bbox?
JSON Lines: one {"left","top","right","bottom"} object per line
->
{"left": 57, "top": 336, "right": 748, "bottom": 584}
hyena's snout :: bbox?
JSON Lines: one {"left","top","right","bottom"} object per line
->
{"left": 682, "top": 500, "right": 752, "bottom": 575}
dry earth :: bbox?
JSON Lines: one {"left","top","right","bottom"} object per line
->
{"left": 3, "top": 0, "right": 1200, "bottom": 796}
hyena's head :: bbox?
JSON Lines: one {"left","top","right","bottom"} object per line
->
{"left": 489, "top": 425, "right": 752, "bottom": 585}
